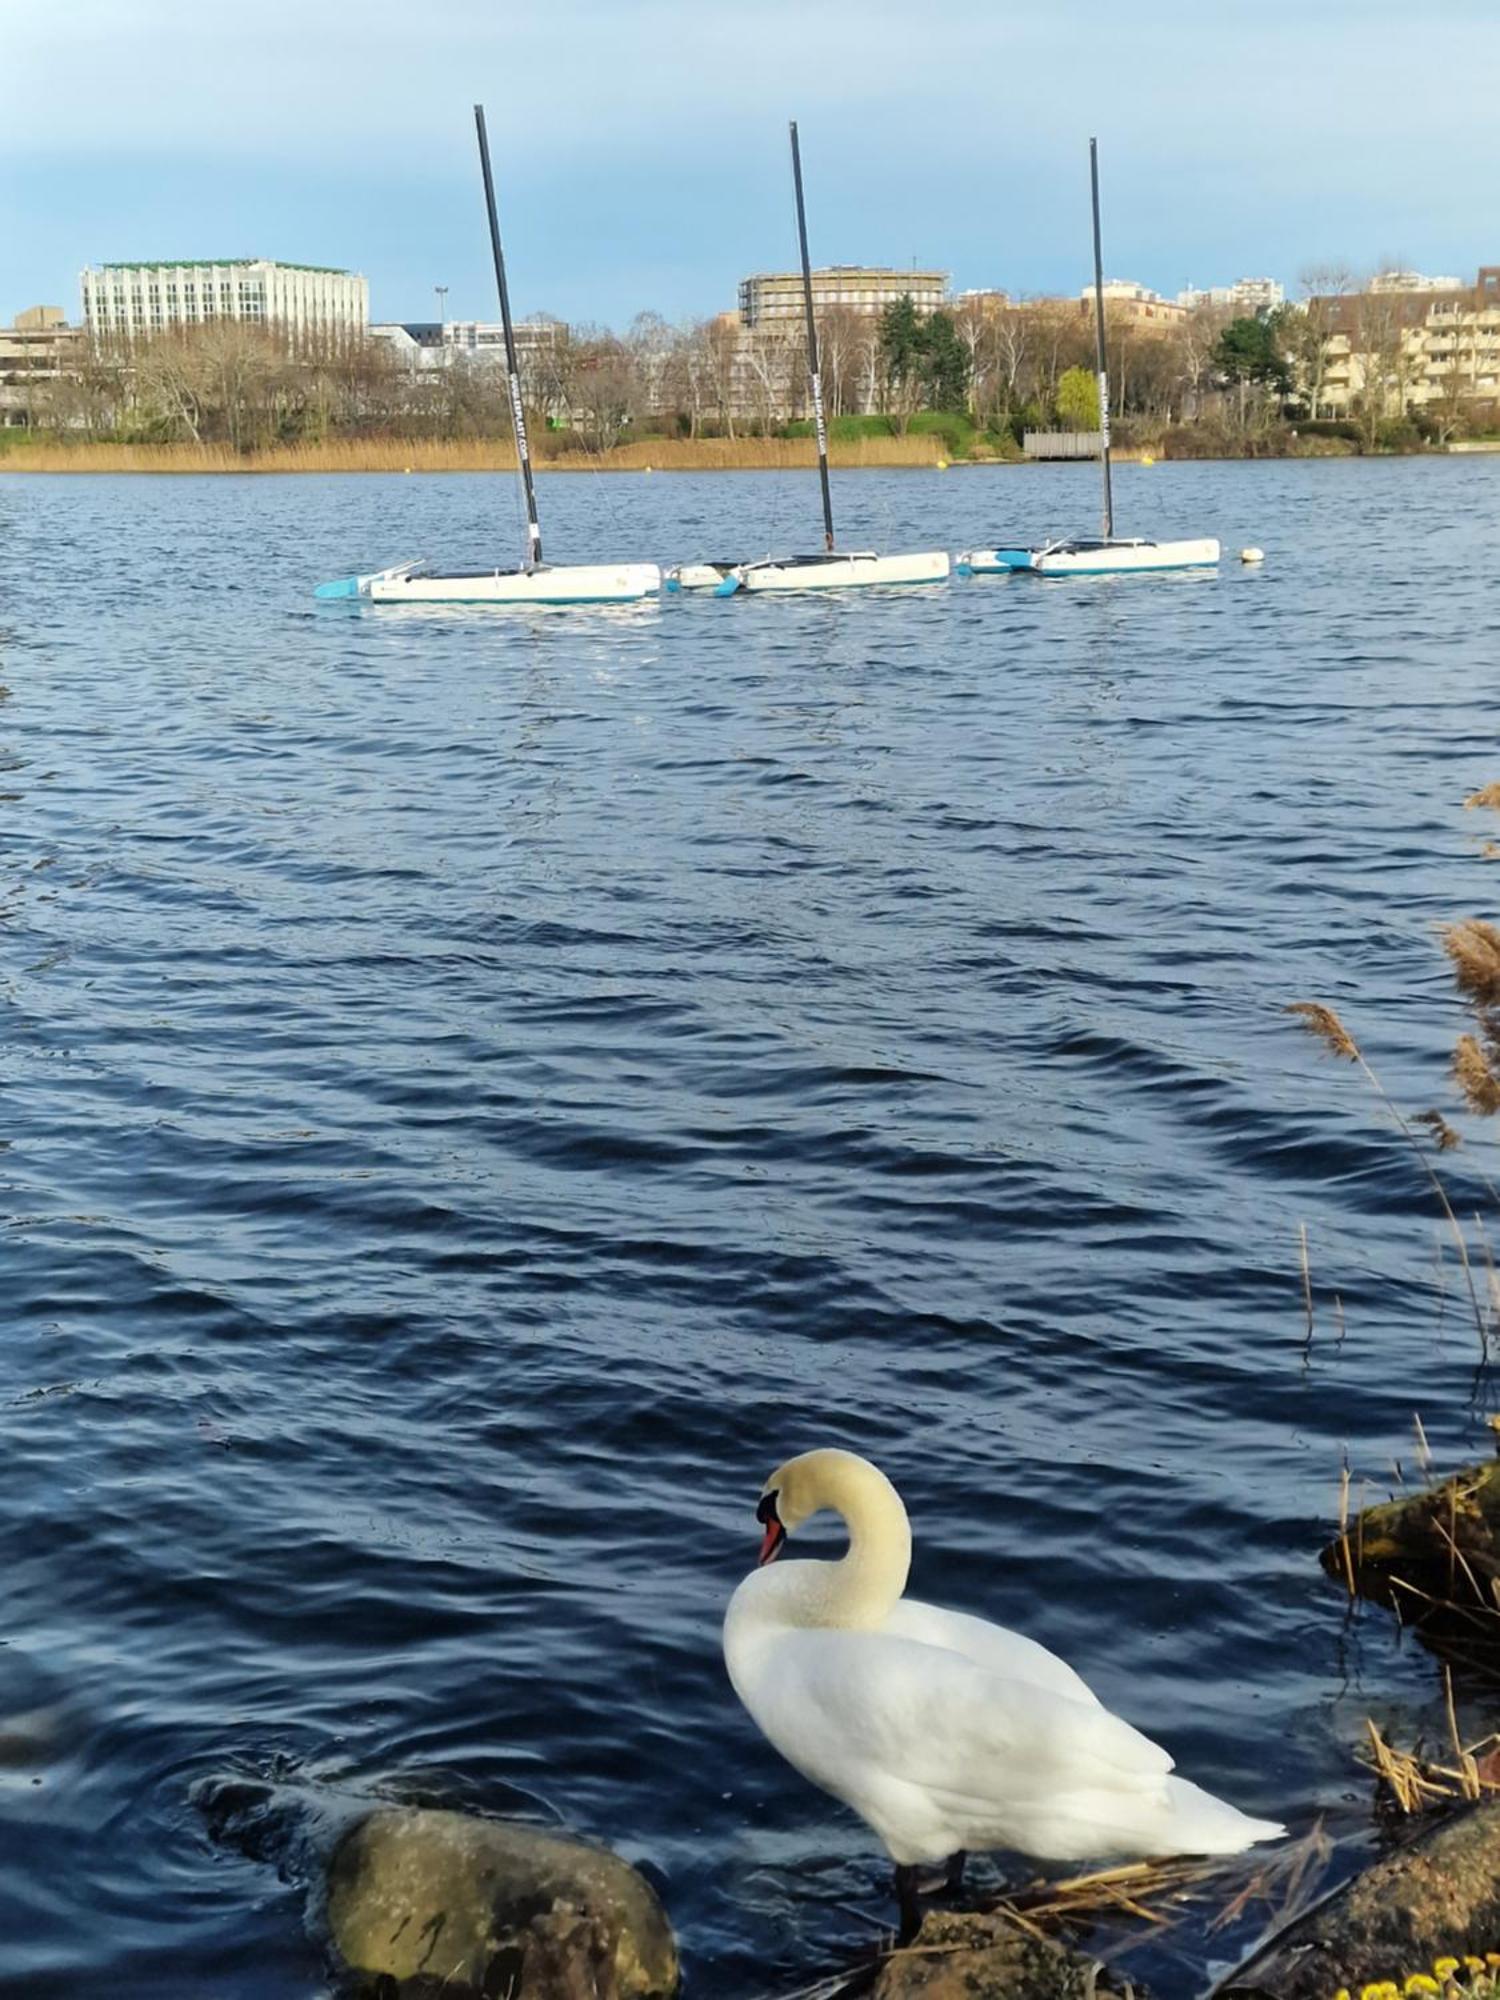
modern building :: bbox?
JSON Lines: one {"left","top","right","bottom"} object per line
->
{"left": 738, "top": 266, "right": 948, "bottom": 328}
{"left": 80, "top": 259, "right": 368, "bottom": 341}
{"left": 369, "top": 316, "right": 566, "bottom": 371}
{"left": 1312, "top": 268, "right": 1500, "bottom": 420}
{"left": 1176, "top": 277, "right": 1286, "bottom": 313}
{"left": 0, "top": 306, "right": 84, "bottom": 425}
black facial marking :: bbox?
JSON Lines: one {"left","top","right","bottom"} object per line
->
{"left": 756, "top": 1490, "right": 781, "bottom": 1526}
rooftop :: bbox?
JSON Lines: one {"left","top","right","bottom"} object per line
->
{"left": 95, "top": 259, "right": 355, "bottom": 275}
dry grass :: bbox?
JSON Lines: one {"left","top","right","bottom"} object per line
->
{"left": 0, "top": 434, "right": 951, "bottom": 475}
{"left": 1465, "top": 784, "right": 1500, "bottom": 811}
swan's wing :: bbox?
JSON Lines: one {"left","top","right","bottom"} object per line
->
{"left": 757, "top": 1627, "right": 1172, "bottom": 1811}
{"left": 884, "top": 1600, "right": 1102, "bottom": 1709}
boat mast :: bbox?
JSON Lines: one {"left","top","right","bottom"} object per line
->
{"left": 474, "top": 103, "right": 543, "bottom": 569}
{"left": 1088, "top": 136, "right": 1114, "bottom": 541}
{"left": 789, "top": 121, "right": 836, "bottom": 554}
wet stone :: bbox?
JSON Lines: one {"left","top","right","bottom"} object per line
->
{"left": 1218, "top": 1799, "right": 1500, "bottom": 1999}
{"left": 870, "top": 1909, "right": 1130, "bottom": 2000}
{"left": 325, "top": 1807, "right": 679, "bottom": 1999}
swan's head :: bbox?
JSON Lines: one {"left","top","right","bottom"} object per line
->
{"left": 754, "top": 1448, "right": 887, "bottom": 1567}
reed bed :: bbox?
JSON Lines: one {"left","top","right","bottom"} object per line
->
{"left": 0, "top": 433, "right": 951, "bottom": 475}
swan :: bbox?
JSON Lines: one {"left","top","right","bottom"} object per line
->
{"left": 723, "top": 1448, "right": 1282, "bottom": 1931}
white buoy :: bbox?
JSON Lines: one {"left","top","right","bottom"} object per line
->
{"left": 1240, "top": 547, "right": 1264, "bottom": 564}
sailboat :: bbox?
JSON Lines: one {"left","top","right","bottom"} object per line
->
{"left": 315, "top": 106, "right": 660, "bottom": 605}
{"left": 956, "top": 140, "right": 1219, "bottom": 579}
{"left": 666, "top": 122, "right": 949, "bottom": 596}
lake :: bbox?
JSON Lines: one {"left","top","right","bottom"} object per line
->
{"left": 2, "top": 456, "right": 1499, "bottom": 1996}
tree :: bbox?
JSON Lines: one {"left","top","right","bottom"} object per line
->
{"left": 920, "top": 310, "right": 969, "bottom": 411}
{"left": 1212, "top": 313, "right": 1292, "bottom": 433}
{"left": 1055, "top": 365, "right": 1099, "bottom": 430}
{"left": 878, "top": 294, "right": 926, "bottom": 429}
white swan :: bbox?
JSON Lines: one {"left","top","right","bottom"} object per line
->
{"left": 723, "top": 1449, "right": 1282, "bottom": 1926}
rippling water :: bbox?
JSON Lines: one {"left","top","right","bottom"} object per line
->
{"left": 3, "top": 457, "right": 1499, "bottom": 1997}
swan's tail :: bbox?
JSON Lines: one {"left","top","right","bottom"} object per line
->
{"left": 1163, "top": 1775, "right": 1284, "bottom": 1855}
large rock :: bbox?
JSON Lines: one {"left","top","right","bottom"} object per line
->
{"left": 326, "top": 1807, "right": 679, "bottom": 1999}
{"left": 1217, "top": 1799, "right": 1500, "bottom": 1998}
{"left": 870, "top": 1909, "right": 1127, "bottom": 2000}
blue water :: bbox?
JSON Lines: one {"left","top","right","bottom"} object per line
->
{"left": 2, "top": 457, "right": 1499, "bottom": 1998}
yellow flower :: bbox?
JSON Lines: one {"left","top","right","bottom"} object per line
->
{"left": 1361, "top": 1984, "right": 1400, "bottom": 2000}
{"left": 1333, "top": 1989, "right": 1351, "bottom": 2000}
{"left": 1432, "top": 1961, "right": 1460, "bottom": 1982}
{"left": 1405, "top": 1976, "right": 1441, "bottom": 1995}
{"left": 1465, "top": 1959, "right": 1487, "bottom": 1976}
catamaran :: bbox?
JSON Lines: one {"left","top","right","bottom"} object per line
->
{"left": 956, "top": 140, "right": 1219, "bottom": 580}
{"left": 315, "top": 107, "right": 660, "bottom": 606}
{"left": 666, "top": 122, "right": 949, "bottom": 597}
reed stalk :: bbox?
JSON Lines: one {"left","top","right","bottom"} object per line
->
{"left": 1286, "top": 1003, "right": 1490, "bottom": 1353}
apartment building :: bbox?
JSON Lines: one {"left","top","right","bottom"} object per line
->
{"left": 1176, "top": 277, "right": 1285, "bottom": 312}
{"left": 1315, "top": 267, "right": 1500, "bottom": 419}
{"left": 0, "top": 306, "right": 84, "bottom": 425}
{"left": 1076, "top": 280, "right": 1188, "bottom": 332}
{"left": 738, "top": 266, "right": 948, "bottom": 328}
{"left": 80, "top": 259, "right": 368, "bottom": 341}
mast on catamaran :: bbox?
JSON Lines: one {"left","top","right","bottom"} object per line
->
{"left": 313, "top": 106, "right": 658, "bottom": 602}
{"left": 1088, "top": 135, "right": 1114, "bottom": 543}
{"left": 790, "top": 119, "right": 836, "bottom": 556}
{"left": 664, "top": 121, "right": 948, "bottom": 594}
{"left": 475, "top": 102, "right": 543, "bottom": 571}
{"left": 955, "top": 138, "right": 1221, "bottom": 576}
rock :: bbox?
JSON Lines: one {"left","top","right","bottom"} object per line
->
{"left": 325, "top": 1807, "right": 679, "bottom": 1999}
{"left": 870, "top": 1909, "right": 1129, "bottom": 2000}
{"left": 1321, "top": 1457, "right": 1500, "bottom": 1648}
{"left": 1217, "top": 1799, "right": 1500, "bottom": 1999}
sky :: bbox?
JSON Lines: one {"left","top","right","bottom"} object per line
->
{"left": 4, "top": 0, "right": 1497, "bottom": 328}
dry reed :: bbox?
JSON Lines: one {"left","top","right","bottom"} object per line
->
{"left": 0, "top": 433, "right": 950, "bottom": 476}
{"left": 1465, "top": 784, "right": 1500, "bottom": 811}
{"left": 1443, "top": 921, "right": 1500, "bottom": 1011}
{"left": 1418, "top": 1110, "right": 1464, "bottom": 1150}
{"left": 1286, "top": 1002, "right": 1490, "bottom": 1350}
{"left": 1361, "top": 1684, "right": 1500, "bottom": 1813}
{"left": 1455, "top": 1037, "right": 1500, "bottom": 1117}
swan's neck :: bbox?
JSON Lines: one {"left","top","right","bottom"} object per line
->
{"left": 779, "top": 1461, "right": 912, "bottom": 1630}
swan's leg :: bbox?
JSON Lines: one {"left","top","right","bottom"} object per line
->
{"left": 893, "top": 1863, "right": 923, "bottom": 1943}
{"left": 943, "top": 1849, "right": 967, "bottom": 1894}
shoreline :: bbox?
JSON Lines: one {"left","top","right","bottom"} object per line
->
{"left": 0, "top": 436, "right": 1159, "bottom": 475}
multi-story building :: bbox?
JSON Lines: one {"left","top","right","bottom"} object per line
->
{"left": 0, "top": 306, "right": 84, "bottom": 425}
{"left": 1313, "top": 267, "right": 1500, "bottom": 420}
{"left": 80, "top": 259, "right": 368, "bottom": 342}
{"left": 1368, "top": 269, "right": 1466, "bottom": 294}
{"left": 1076, "top": 280, "right": 1187, "bottom": 332}
{"left": 738, "top": 266, "right": 948, "bottom": 328}
{"left": 369, "top": 316, "right": 566, "bottom": 372}
{"left": 1176, "top": 277, "right": 1285, "bottom": 313}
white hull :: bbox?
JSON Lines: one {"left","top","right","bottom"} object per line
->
{"left": 1032, "top": 537, "right": 1220, "bottom": 576}
{"left": 665, "top": 562, "right": 740, "bottom": 592}
{"left": 369, "top": 561, "right": 661, "bottom": 603}
{"left": 736, "top": 550, "right": 950, "bottom": 593}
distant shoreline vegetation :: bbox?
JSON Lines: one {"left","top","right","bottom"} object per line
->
{"left": 0, "top": 425, "right": 1491, "bottom": 474}
{"left": 5, "top": 294, "right": 1497, "bottom": 470}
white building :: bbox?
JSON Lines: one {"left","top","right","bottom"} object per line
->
{"left": 1176, "top": 277, "right": 1286, "bottom": 312}
{"left": 1368, "top": 269, "right": 1466, "bottom": 294}
{"left": 369, "top": 316, "right": 566, "bottom": 371}
{"left": 80, "top": 259, "right": 368, "bottom": 341}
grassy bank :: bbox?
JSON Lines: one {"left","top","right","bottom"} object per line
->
{"left": 0, "top": 434, "right": 956, "bottom": 475}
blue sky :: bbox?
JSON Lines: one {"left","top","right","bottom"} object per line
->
{"left": 5, "top": 0, "right": 1497, "bottom": 328}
